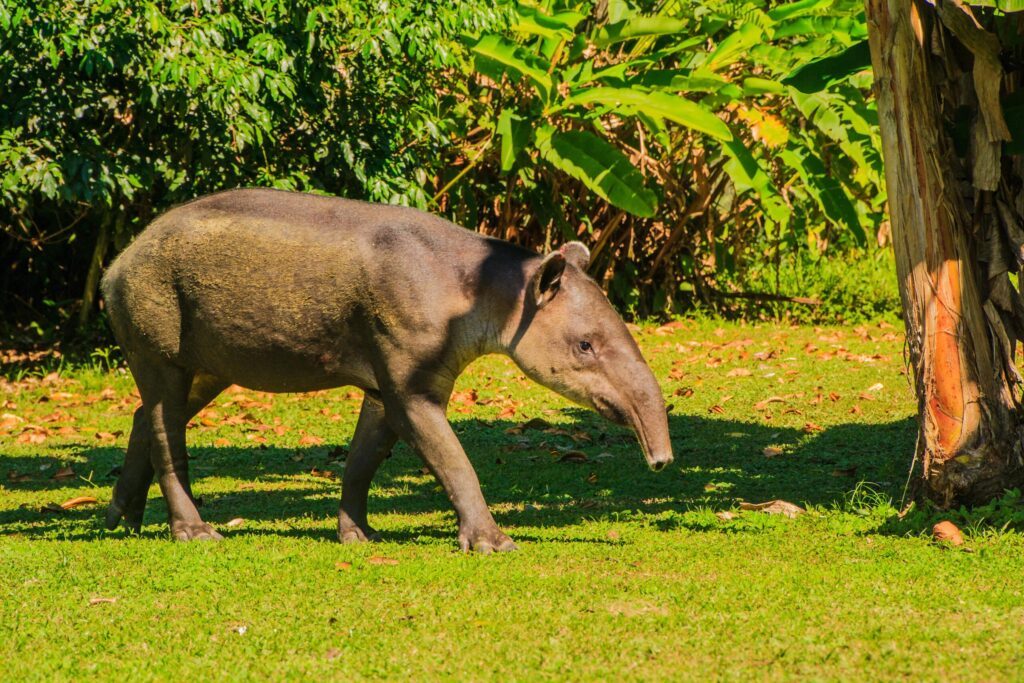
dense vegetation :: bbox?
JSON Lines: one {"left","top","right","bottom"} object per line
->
{"left": 0, "top": 0, "right": 894, "bottom": 346}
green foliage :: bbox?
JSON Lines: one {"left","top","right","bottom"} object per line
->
{"left": 0, "top": 0, "right": 896, "bottom": 341}
{"left": 0, "top": 0, "right": 510, "bottom": 337}
{"left": 449, "top": 0, "right": 887, "bottom": 319}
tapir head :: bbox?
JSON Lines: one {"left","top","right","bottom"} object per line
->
{"left": 509, "top": 243, "right": 674, "bottom": 471}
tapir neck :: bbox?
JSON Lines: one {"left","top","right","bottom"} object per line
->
{"left": 450, "top": 250, "right": 537, "bottom": 367}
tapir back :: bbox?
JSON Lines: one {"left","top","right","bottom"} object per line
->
{"left": 102, "top": 188, "right": 504, "bottom": 392}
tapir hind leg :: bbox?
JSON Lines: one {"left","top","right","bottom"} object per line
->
{"left": 106, "top": 372, "right": 229, "bottom": 533}
{"left": 338, "top": 393, "right": 397, "bottom": 543}
{"left": 129, "top": 355, "right": 220, "bottom": 541}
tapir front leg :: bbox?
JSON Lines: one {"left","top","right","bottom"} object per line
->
{"left": 338, "top": 394, "right": 397, "bottom": 543}
{"left": 388, "top": 395, "right": 517, "bottom": 554}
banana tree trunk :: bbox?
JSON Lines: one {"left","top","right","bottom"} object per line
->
{"left": 865, "top": 0, "right": 1024, "bottom": 505}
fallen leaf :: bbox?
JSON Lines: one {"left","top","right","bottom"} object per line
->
{"left": 225, "top": 517, "right": 245, "bottom": 527}
{"left": 708, "top": 405, "right": 725, "bottom": 415}
{"left": 738, "top": 500, "right": 805, "bottom": 519}
{"left": 558, "top": 451, "right": 588, "bottom": 464}
{"left": 325, "top": 648, "right": 342, "bottom": 660}
{"left": 497, "top": 405, "right": 517, "bottom": 419}
{"left": 866, "top": 383, "right": 884, "bottom": 392}
{"left": 674, "top": 387, "right": 694, "bottom": 398}
{"left": 60, "top": 496, "right": 99, "bottom": 510}
{"left": 52, "top": 466, "right": 76, "bottom": 480}
{"left": 586, "top": 472, "right": 599, "bottom": 484}
{"left": 932, "top": 521, "right": 964, "bottom": 546}
{"left": 803, "top": 422, "right": 823, "bottom": 433}
{"left": 606, "top": 530, "right": 620, "bottom": 541}
{"left": 309, "top": 467, "right": 335, "bottom": 479}
{"left": 334, "top": 561, "right": 352, "bottom": 571}
{"left": 831, "top": 466, "right": 857, "bottom": 478}
{"left": 299, "top": 434, "right": 325, "bottom": 446}
{"left": 762, "top": 446, "right": 783, "bottom": 458}
{"left": 754, "top": 396, "right": 787, "bottom": 411}
{"left": 715, "top": 511, "right": 737, "bottom": 521}
{"left": 367, "top": 556, "right": 399, "bottom": 566}
{"left": 828, "top": 392, "right": 841, "bottom": 402}
{"left": 521, "top": 417, "right": 553, "bottom": 431}
{"left": 727, "top": 368, "right": 752, "bottom": 377}
{"left": 89, "top": 597, "right": 117, "bottom": 606}
{"left": 6, "top": 471, "right": 31, "bottom": 483}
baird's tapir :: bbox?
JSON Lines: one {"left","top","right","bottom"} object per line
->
{"left": 101, "top": 188, "right": 674, "bottom": 552}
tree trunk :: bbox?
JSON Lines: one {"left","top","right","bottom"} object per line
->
{"left": 76, "top": 213, "right": 112, "bottom": 331}
{"left": 866, "top": 0, "right": 1024, "bottom": 506}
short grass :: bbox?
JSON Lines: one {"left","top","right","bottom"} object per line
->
{"left": 3, "top": 320, "right": 1024, "bottom": 681}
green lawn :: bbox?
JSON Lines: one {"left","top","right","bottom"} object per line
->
{"left": 2, "top": 320, "right": 1023, "bottom": 680}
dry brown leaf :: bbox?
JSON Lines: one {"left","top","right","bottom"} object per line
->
{"left": 6, "top": 471, "right": 30, "bottom": 483}
{"left": 335, "top": 561, "right": 352, "bottom": 571}
{"left": 708, "top": 405, "right": 725, "bottom": 414}
{"left": 727, "top": 368, "right": 752, "bottom": 377}
{"left": 803, "top": 422, "right": 823, "bottom": 433}
{"left": 558, "top": 451, "right": 588, "bottom": 464}
{"left": 763, "top": 446, "right": 783, "bottom": 458}
{"left": 932, "top": 521, "right": 964, "bottom": 546}
{"left": 738, "top": 500, "right": 805, "bottom": 518}
{"left": 497, "top": 405, "right": 517, "bottom": 419}
{"left": 866, "top": 383, "right": 884, "bottom": 392}
{"left": 299, "top": 434, "right": 324, "bottom": 446}
{"left": 309, "top": 467, "right": 335, "bottom": 479}
{"left": 89, "top": 597, "right": 117, "bottom": 606}
{"left": 52, "top": 466, "right": 76, "bottom": 480}
{"left": 831, "top": 466, "right": 857, "bottom": 478}
{"left": 60, "top": 496, "right": 99, "bottom": 510}
{"left": 521, "top": 417, "right": 553, "bottom": 431}
{"left": 754, "top": 396, "right": 787, "bottom": 411}
{"left": 225, "top": 517, "right": 245, "bottom": 528}
{"left": 674, "top": 387, "right": 694, "bottom": 398}
{"left": 367, "top": 556, "right": 399, "bottom": 566}
{"left": 715, "top": 511, "right": 737, "bottom": 521}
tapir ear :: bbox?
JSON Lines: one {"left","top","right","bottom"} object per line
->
{"left": 559, "top": 242, "right": 591, "bottom": 271}
{"left": 533, "top": 251, "right": 567, "bottom": 309}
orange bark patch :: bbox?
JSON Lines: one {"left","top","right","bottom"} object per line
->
{"left": 929, "top": 259, "right": 965, "bottom": 453}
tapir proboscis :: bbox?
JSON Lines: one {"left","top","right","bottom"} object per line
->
{"left": 101, "top": 188, "right": 674, "bottom": 552}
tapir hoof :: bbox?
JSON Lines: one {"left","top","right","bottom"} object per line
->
{"left": 105, "top": 500, "right": 146, "bottom": 534}
{"left": 171, "top": 521, "right": 223, "bottom": 542}
{"left": 339, "top": 526, "right": 381, "bottom": 544}
{"left": 458, "top": 526, "right": 518, "bottom": 554}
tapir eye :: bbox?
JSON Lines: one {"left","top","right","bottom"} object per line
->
{"left": 578, "top": 340, "right": 593, "bottom": 353}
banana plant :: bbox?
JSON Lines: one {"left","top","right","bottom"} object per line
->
{"left": 462, "top": 0, "right": 883, "bottom": 260}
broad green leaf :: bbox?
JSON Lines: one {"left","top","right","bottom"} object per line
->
{"left": 721, "top": 137, "right": 789, "bottom": 229}
{"left": 767, "top": 0, "right": 834, "bottom": 22}
{"left": 705, "top": 22, "right": 763, "bottom": 72}
{"left": 783, "top": 40, "right": 872, "bottom": 93}
{"left": 497, "top": 110, "right": 530, "bottom": 172}
{"left": 565, "top": 87, "right": 733, "bottom": 141}
{"left": 536, "top": 127, "right": 657, "bottom": 217}
{"left": 513, "top": 6, "right": 586, "bottom": 41}
{"left": 742, "top": 77, "right": 786, "bottom": 95}
{"left": 472, "top": 35, "right": 552, "bottom": 101}
{"left": 779, "top": 144, "right": 866, "bottom": 245}
{"left": 592, "top": 16, "right": 691, "bottom": 47}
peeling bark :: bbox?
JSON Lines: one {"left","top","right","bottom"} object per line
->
{"left": 866, "top": 0, "right": 1024, "bottom": 506}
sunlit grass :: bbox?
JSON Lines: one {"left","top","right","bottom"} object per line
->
{"left": 2, "top": 321, "right": 1023, "bottom": 680}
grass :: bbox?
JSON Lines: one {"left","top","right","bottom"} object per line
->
{"left": 3, "top": 320, "right": 1024, "bottom": 680}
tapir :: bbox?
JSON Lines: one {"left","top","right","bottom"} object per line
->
{"left": 101, "top": 188, "right": 674, "bottom": 552}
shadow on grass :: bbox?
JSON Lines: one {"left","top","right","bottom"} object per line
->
{"left": 0, "top": 411, "right": 917, "bottom": 541}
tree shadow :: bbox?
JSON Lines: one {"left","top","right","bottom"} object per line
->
{"left": 0, "top": 411, "right": 918, "bottom": 542}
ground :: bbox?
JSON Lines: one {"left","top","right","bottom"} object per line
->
{"left": 2, "top": 320, "right": 1023, "bottom": 680}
